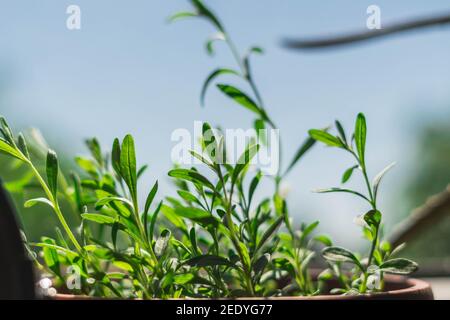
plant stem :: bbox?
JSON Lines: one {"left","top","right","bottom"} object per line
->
{"left": 28, "top": 161, "right": 83, "bottom": 253}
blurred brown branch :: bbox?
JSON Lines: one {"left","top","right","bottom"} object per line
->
{"left": 283, "top": 12, "right": 450, "bottom": 50}
{"left": 389, "top": 185, "right": 450, "bottom": 247}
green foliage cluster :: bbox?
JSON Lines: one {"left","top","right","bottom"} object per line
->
{"left": 0, "top": 0, "right": 418, "bottom": 299}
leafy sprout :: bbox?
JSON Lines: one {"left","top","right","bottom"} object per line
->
{"left": 309, "top": 113, "right": 418, "bottom": 294}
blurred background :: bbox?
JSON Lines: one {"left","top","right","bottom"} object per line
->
{"left": 0, "top": 0, "right": 449, "bottom": 292}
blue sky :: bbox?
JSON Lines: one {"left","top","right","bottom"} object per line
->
{"left": 1, "top": 0, "right": 449, "bottom": 248}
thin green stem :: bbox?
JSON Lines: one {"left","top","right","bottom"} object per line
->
{"left": 27, "top": 161, "right": 83, "bottom": 253}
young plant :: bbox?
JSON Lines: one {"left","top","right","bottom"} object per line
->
{"left": 168, "top": 0, "right": 317, "bottom": 191}
{"left": 164, "top": 123, "right": 282, "bottom": 297}
{"left": 169, "top": 0, "right": 326, "bottom": 296}
{"left": 0, "top": 116, "right": 184, "bottom": 298}
{"left": 308, "top": 113, "right": 418, "bottom": 294}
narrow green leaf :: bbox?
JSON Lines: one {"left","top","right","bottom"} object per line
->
{"left": 341, "top": 165, "right": 359, "bottom": 184}
{"left": 299, "top": 221, "right": 319, "bottom": 245}
{"left": 85, "top": 138, "right": 103, "bottom": 167}
{"left": 167, "top": 11, "right": 198, "bottom": 23}
{"left": 308, "top": 129, "right": 344, "bottom": 147}
{"left": 201, "top": 69, "right": 240, "bottom": 107}
{"left": 24, "top": 197, "right": 54, "bottom": 209}
{"left": 232, "top": 144, "right": 260, "bottom": 183}
{"left": 149, "top": 201, "right": 163, "bottom": 241}
{"left": 175, "top": 206, "right": 218, "bottom": 227}
{"left": 46, "top": 150, "right": 59, "bottom": 199}
{"left": 256, "top": 216, "right": 284, "bottom": 253}
{"left": 41, "top": 238, "right": 61, "bottom": 276}
{"left": 253, "top": 253, "right": 270, "bottom": 275}
{"left": 168, "top": 169, "right": 215, "bottom": 190}
{"left": 216, "top": 84, "right": 266, "bottom": 120}
{"left": 185, "top": 254, "right": 233, "bottom": 268}
{"left": 314, "top": 235, "right": 333, "bottom": 246}
{"left": 313, "top": 187, "right": 370, "bottom": 202}
{"left": 355, "top": 113, "right": 367, "bottom": 167}
{"left": 173, "top": 273, "right": 194, "bottom": 285}
{"left": 17, "top": 133, "right": 30, "bottom": 159}
{"left": 248, "top": 171, "right": 262, "bottom": 207}
{"left": 144, "top": 180, "right": 158, "bottom": 216}
{"left": 111, "top": 138, "right": 122, "bottom": 177}
{"left": 95, "top": 196, "right": 133, "bottom": 211}
{"left": 335, "top": 120, "right": 347, "bottom": 145}
{"left": 120, "top": 135, "right": 138, "bottom": 204}
{"left": 137, "top": 164, "right": 148, "bottom": 180}
{"left": 322, "top": 246, "right": 363, "bottom": 271}
{"left": 284, "top": 136, "right": 316, "bottom": 176}
{"left": 190, "top": 0, "right": 224, "bottom": 31}
{"left": 0, "top": 138, "right": 23, "bottom": 160}
{"left": 81, "top": 213, "right": 116, "bottom": 225}
{"left": 379, "top": 258, "right": 418, "bottom": 275}
{"left": 189, "top": 227, "right": 199, "bottom": 255}
{"left": 205, "top": 32, "right": 226, "bottom": 56}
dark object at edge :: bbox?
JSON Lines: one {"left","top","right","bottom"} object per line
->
{"left": 283, "top": 12, "right": 450, "bottom": 50}
{"left": 0, "top": 178, "right": 36, "bottom": 299}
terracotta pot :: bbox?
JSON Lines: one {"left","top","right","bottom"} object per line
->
{"left": 53, "top": 274, "right": 433, "bottom": 300}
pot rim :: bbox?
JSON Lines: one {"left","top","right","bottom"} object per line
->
{"left": 52, "top": 275, "right": 433, "bottom": 300}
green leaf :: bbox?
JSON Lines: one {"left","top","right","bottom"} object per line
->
{"left": 253, "top": 253, "right": 270, "bottom": 275}
{"left": 232, "top": 144, "right": 260, "bottom": 183}
{"left": 95, "top": 196, "right": 133, "bottom": 211}
{"left": 201, "top": 69, "right": 239, "bottom": 107}
{"left": 85, "top": 138, "right": 103, "bottom": 168}
{"left": 154, "top": 229, "right": 171, "bottom": 256}
{"left": 190, "top": 0, "right": 224, "bottom": 31}
{"left": 144, "top": 180, "right": 158, "bottom": 217}
{"left": 160, "top": 205, "right": 187, "bottom": 231}
{"left": 0, "top": 138, "right": 23, "bottom": 160}
{"left": 284, "top": 136, "right": 316, "bottom": 176}
{"left": 111, "top": 138, "right": 122, "bottom": 177}
{"left": 0, "top": 117, "right": 15, "bottom": 145}
{"left": 308, "top": 129, "right": 344, "bottom": 147}
{"left": 335, "top": 120, "right": 347, "bottom": 145}
{"left": 363, "top": 209, "right": 382, "bottom": 228}
{"left": 168, "top": 169, "right": 215, "bottom": 190}
{"left": 186, "top": 254, "right": 233, "bottom": 268}
{"left": 81, "top": 213, "right": 116, "bottom": 225}
{"left": 313, "top": 187, "right": 370, "bottom": 202}
{"left": 149, "top": 201, "right": 163, "bottom": 241}
{"left": 175, "top": 206, "right": 218, "bottom": 227}
{"left": 24, "top": 197, "right": 54, "bottom": 209}
{"left": 299, "top": 221, "right": 319, "bottom": 245}
{"left": 167, "top": 11, "right": 198, "bottom": 23}
{"left": 189, "top": 227, "right": 200, "bottom": 255}
{"left": 17, "top": 133, "right": 30, "bottom": 159}
{"left": 173, "top": 273, "right": 194, "bottom": 285}
{"left": 75, "top": 156, "right": 98, "bottom": 177}
{"left": 216, "top": 84, "right": 267, "bottom": 120}
{"left": 205, "top": 32, "right": 226, "bottom": 56}
{"left": 248, "top": 171, "right": 262, "bottom": 207}
{"left": 137, "top": 164, "right": 148, "bottom": 180}
{"left": 354, "top": 113, "right": 367, "bottom": 167}
{"left": 120, "top": 135, "right": 138, "bottom": 204}
{"left": 41, "top": 238, "right": 61, "bottom": 276}
{"left": 379, "top": 258, "right": 418, "bottom": 275}
{"left": 256, "top": 216, "right": 284, "bottom": 253}
{"left": 341, "top": 165, "right": 359, "bottom": 184}
{"left": 314, "top": 235, "right": 333, "bottom": 246}
{"left": 373, "top": 162, "right": 396, "bottom": 201}
{"left": 322, "top": 246, "right": 363, "bottom": 271}
{"left": 46, "top": 150, "right": 59, "bottom": 199}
